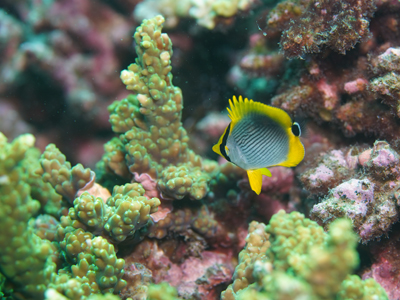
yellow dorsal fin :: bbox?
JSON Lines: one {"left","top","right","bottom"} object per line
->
{"left": 227, "top": 95, "right": 293, "bottom": 129}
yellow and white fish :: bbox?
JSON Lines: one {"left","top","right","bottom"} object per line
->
{"left": 212, "top": 96, "right": 305, "bottom": 195}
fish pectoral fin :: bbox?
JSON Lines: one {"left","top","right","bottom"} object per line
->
{"left": 260, "top": 168, "right": 272, "bottom": 177}
{"left": 247, "top": 169, "right": 263, "bottom": 195}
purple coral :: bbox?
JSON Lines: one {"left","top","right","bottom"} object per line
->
{"left": 307, "top": 141, "right": 400, "bottom": 242}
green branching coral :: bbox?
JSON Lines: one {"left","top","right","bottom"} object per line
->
{"left": 337, "top": 275, "right": 388, "bottom": 300}
{"left": 69, "top": 193, "right": 108, "bottom": 234}
{"left": 0, "top": 133, "right": 57, "bottom": 299}
{"left": 45, "top": 289, "right": 123, "bottom": 300}
{"left": 147, "top": 282, "right": 180, "bottom": 300}
{"left": 37, "top": 144, "right": 94, "bottom": 205}
{"left": 55, "top": 228, "right": 126, "bottom": 296}
{"left": 99, "top": 15, "right": 211, "bottom": 200}
{"left": 0, "top": 133, "right": 129, "bottom": 299}
{"left": 221, "top": 210, "right": 388, "bottom": 300}
{"left": 104, "top": 183, "right": 160, "bottom": 242}
{"left": 60, "top": 183, "right": 160, "bottom": 243}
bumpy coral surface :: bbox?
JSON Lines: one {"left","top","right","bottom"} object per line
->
{"left": 2, "top": 0, "right": 400, "bottom": 297}
{"left": 0, "top": 133, "right": 127, "bottom": 300}
{"left": 0, "top": 133, "right": 56, "bottom": 299}
{"left": 280, "top": 0, "right": 376, "bottom": 58}
{"left": 221, "top": 210, "right": 388, "bottom": 300}
{"left": 301, "top": 141, "right": 400, "bottom": 242}
{"left": 100, "top": 15, "right": 211, "bottom": 201}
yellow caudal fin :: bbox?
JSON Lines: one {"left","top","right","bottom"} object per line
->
{"left": 247, "top": 168, "right": 271, "bottom": 195}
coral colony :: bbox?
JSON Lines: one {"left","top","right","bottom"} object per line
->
{"left": 4, "top": 0, "right": 400, "bottom": 299}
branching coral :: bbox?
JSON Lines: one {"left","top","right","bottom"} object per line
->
{"left": 99, "top": 15, "right": 211, "bottom": 200}
{"left": 56, "top": 179, "right": 160, "bottom": 243}
{"left": 0, "top": 133, "right": 128, "bottom": 299}
{"left": 0, "top": 133, "right": 57, "bottom": 299}
{"left": 221, "top": 210, "right": 388, "bottom": 300}
{"left": 54, "top": 230, "right": 126, "bottom": 297}
{"left": 104, "top": 184, "right": 160, "bottom": 242}
{"left": 0, "top": 4, "right": 396, "bottom": 299}
{"left": 37, "top": 144, "right": 94, "bottom": 205}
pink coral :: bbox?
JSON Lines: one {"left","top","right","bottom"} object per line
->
{"left": 307, "top": 141, "right": 400, "bottom": 241}
{"left": 150, "top": 203, "right": 173, "bottom": 223}
{"left": 196, "top": 112, "right": 231, "bottom": 139}
{"left": 126, "top": 240, "right": 234, "bottom": 299}
{"left": 362, "top": 227, "right": 400, "bottom": 300}
{"left": 316, "top": 79, "right": 339, "bottom": 111}
{"left": 133, "top": 172, "right": 160, "bottom": 199}
{"left": 344, "top": 78, "right": 369, "bottom": 94}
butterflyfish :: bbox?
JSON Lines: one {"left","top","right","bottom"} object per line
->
{"left": 212, "top": 95, "right": 305, "bottom": 195}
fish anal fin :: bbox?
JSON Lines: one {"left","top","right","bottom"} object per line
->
{"left": 247, "top": 169, "right": 263, "bottom": 195}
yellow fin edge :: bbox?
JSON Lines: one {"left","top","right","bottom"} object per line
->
{"left": 212, "top": 123, "right": 230, "bottom": 157}
{"left": 278, "top": 131, "right": 305, "bottom": 168}
{"left": 247, "top": 168, "right": 271, "bottom": 195}
{"left": 228, "top": 95, "right": 293, "bottom": 129}
{"left": 212, "top": 144, "right": 222, "bottom": 156}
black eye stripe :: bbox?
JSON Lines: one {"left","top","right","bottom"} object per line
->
{"left": 220, "top": 123, "right": 231, "bottom": 162}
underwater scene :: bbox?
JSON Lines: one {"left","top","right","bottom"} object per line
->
{"left": 0, "top": 0, "right": 399, "bottom": 299}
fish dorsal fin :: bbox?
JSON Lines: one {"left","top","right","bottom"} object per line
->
{"left": 227, "top": 96, "right": 292, "bottom": 129}
{"left": 247, "top": 168, "right": 271, "bottom": 195}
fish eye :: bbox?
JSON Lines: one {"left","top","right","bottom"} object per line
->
{"left": 292, "top": 122, "right": 301, "bottom": 136}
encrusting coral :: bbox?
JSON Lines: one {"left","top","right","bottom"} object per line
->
{"left": 301, "top": 140, "right": 400, "bottom": 242}
{"left": 221, "top": 210, "right": 388, "bottom": 300}
{"left": 99, "top": 15, "right": 211, "bottom": 201}
{"left": 258, "top": 0, "right": 377, "bottom": 58}
{"left": 230, "top": 1, "right": 400, "bottom": 145}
